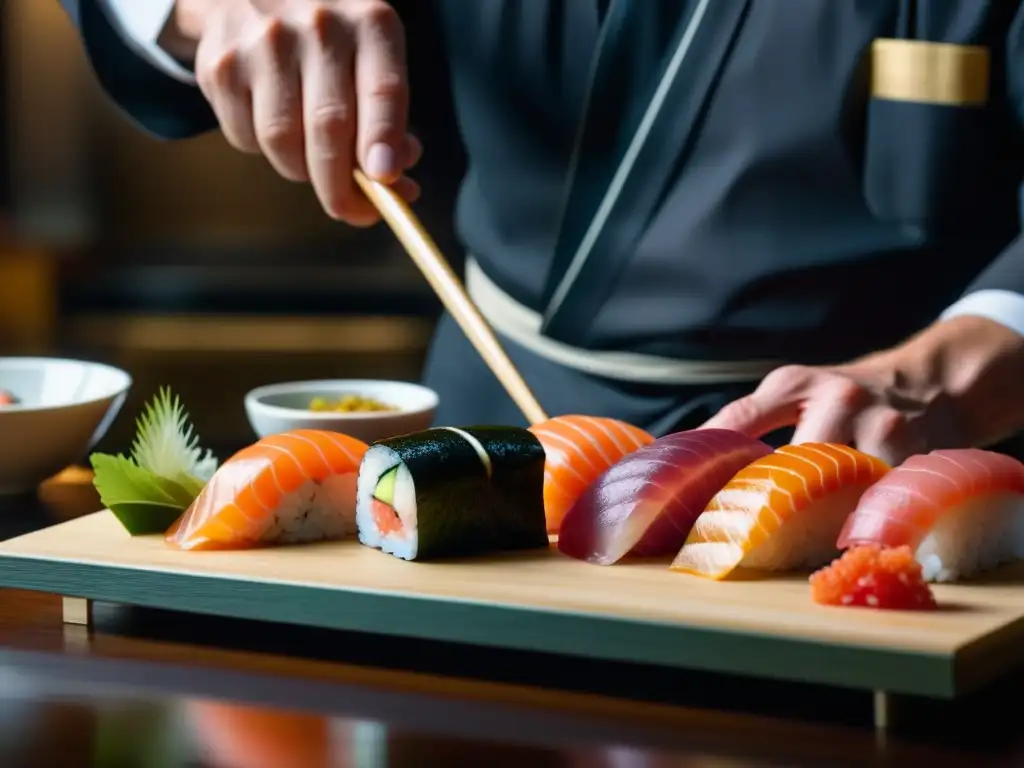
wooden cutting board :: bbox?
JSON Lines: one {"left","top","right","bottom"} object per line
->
{"left": 1, "top": 510, "right": 1022, "bottom": 704}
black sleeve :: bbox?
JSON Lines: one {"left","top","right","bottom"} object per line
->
{"left": 967, "top": 234, "right": 1024, "bottom": 295}
{"left": 962, "top": 7, "right": 1024, "bottom": 297}
{"left": 58, "top": 0, "right": 217, "bottom": 140}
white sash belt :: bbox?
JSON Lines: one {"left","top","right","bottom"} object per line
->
{"left": 464, "top": 257, "right": 783, "bottom": 385}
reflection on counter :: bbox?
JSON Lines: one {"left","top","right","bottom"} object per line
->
{"left": 0, "top": 691, "right": 721, "bottom": 768}
{"left": 187, "top": 699, "right": 332, "bottom": 768}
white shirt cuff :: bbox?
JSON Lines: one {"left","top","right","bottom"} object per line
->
{"left": 98, "top": 0, "right": 197, "bottom": 85}
{"left": 940, "top": 289, "right": 1024, "bottom": 337}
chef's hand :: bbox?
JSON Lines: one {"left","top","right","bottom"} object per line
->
{"left": 171, "top": 0, "right": 420, "bottom": 224}
{"left": 702, "top": 316, "right": 1024, "bottom": 465}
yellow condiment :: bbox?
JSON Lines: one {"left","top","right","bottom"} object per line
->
{"left": 308, "top": 394, "right": 396, "bottom": 413}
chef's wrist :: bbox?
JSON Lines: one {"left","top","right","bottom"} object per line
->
{"left": 886, "top": 316, "right": 1024, "bottom": 446}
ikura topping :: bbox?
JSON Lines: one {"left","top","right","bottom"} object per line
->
{"left": 810, "top": 544, "right": 937, "bottom": 611}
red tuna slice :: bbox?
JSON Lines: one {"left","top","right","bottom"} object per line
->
{"left": 557, "top": 428, "right": 772, "bottom": 565}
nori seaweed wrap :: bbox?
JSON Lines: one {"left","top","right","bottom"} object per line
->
{"left": 355, "top": 426, "right": 548, "bottom": 560}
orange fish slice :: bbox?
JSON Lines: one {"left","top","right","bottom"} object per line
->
{"left": 671, "top": 443, "right": 890, "bottom": 580}
{"left": 166, "top": 429, "right": 368, "bottom": 550}
{"left": 529, "top": 415, "right": 654, "bottom": 533}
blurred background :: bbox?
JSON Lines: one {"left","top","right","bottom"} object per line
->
{"left": 0, "top": 0, "right": 467, "bottom": 457}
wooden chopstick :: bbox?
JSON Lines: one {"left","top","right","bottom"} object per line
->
{"left": 354, "top": 170, "right": 550, "bottom": 426}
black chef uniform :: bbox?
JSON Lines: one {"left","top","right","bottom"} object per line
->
{"left": 60, "top": 1, "right": 1024, "bottom": 436}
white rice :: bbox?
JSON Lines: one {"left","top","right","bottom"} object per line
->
{"left": 259, "top": 472, "right": 359, "bottom": 545}
{"left": 740, "top": 484, "right": 869, "bottom": 571}
{"left": 915, "top": 492, "right": 1024, "bottom": 582}
{"left": 356, "top": 445, "right": 419, "bottom": 560}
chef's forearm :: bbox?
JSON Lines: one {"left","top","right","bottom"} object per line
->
{"left": 927, "top": 234, "right": 1024, "bottom": 445}
{"left": 855, "top": 236, "right": 1024, "bottom": 448}
{"left": 868, "top": 315, "right": 1024, "bottom": 448}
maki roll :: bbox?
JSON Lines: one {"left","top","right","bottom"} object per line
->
{"left": 356, "top": 426, "right": 548, "bottom": 560}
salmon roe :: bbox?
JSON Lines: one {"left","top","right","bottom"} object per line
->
{"left": 810, "top": 544, "right": 937, "bottom": 610}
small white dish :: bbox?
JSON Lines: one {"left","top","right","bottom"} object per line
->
{"left": 244, "top": 379, "right": 439, "bottom": 445}
{"left": 0, "top": 357, "right": 132, "bottom": 495}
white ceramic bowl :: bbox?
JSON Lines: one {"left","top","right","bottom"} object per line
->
{"left": 244, "top": 379, "right": 439, "bottom": 445}
{"left": 0, "top": 357, "right": 132, "bottom": 495}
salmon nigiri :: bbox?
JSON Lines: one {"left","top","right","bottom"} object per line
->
{"left": 166, "top": 429, "right": 368, "bottom": 551}
{"left": 836, "top": 448, "right": 1024, "bottom": 582}
{"left": 529, "top": 415, "right": 654, "bottom": 533}
{"left": 558, "top": 429, "right": 771, "bottom": 565}
{"left": 671, "top": 443, "right": 891, "bottom": 580}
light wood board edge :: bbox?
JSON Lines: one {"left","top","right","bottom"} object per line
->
{"left": 0, "top": 553, "right": 956, "bottom": 698}
{"left": 952, "top": 611, "right": 1024, "bottom": 692}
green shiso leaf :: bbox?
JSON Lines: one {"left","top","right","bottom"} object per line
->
{"left": 91, "top": 454, "right": 199, "bottom": 535}
{"left": 90, "top": 387, "right": 218, "bottom": 535}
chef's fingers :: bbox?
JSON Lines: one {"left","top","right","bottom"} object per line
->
{"left": 299, "top": 9, "right": 379, "bottom": 225}
{"left": 850, "top": 406, "right": 924, "bottom": 466}
{"left": 249, "top": 21, "right": 307, "bottom": 181}
{"left": 790, "top": 372, "right": 874, "bottom": 445}
{"left": 350, "top": 1, "right": 410, "bottom": 183}
{"left": 195, "top": 33, "right": 260, "bottom": 153}
{"left": 391, "top": 175, "right": 421, "bottom": 202}
{"left": 700, "top": 365, "right": 815, "bottom": 437}
{"left": 403, "top": 132, "right": 423, "bottom": 169}
{"left": 700, "top": 392, "right": 802, "bottom": 438}
{"left": 790, "top": 400, "right": 856, "bottom": 446}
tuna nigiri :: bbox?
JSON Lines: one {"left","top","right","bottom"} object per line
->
{"left": 557, "top": 429, "right": 772, "bottom": 565}
{"left": 166, "top": 429, "right": 368, "bottom": 551}
{"left": 529, "top": 415, "right": 654, "bottom": 533}
{"left": 836, "top": 448, "right": 1024, "bottom": 582}
{"left": 671, "top": 443, "right": 891, "bottom": 580}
